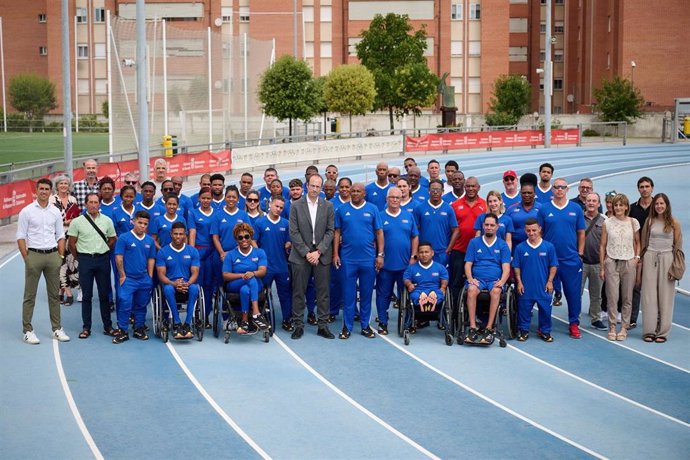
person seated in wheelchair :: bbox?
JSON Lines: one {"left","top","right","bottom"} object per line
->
{"left": 403, "top": 241, "right": 449, "bottom": 322}
{"left": 155, "top": 222, "right": 200, "bottom": 340}
{"left": 221, "top": 223, "right": 269, "bottom": 334}
{"left": 464, "top": 213, "right": 511, "bottom": 344}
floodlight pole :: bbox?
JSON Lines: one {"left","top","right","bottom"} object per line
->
{"left": 0, "top": 17, "right": 7, "bottom": 133}
{"left": 136, "top": 0, "right": 149, "bottom": 179}
{"left": 544, "top": 0, "right": 552, "bottom": 148}
{"left": 62, "top": 0, "right": 73, "bottom": 178}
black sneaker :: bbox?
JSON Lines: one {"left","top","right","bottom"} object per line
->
{"left": 281, "top": 320, "right": 294, "bottom": 332}
{"left": 538, "top": 330, "right": 554, "bottom": 342}
{"left": 173, "top": 323, "right": 184, "bottom": 340}
{"left": 552, "top": 291, "right": 562, "bottom": 307}
{"left": 237, "top": 321, "right": 250, "bottom": 334}
{"left": 133, "top": 327, "right": 149, "bottom": 340}
{"left": 327, "top": 314, "right": 337, "bottom": 323}
{"left": 377, "top": 323, "right": 389, "bottom": 335}
{"left": 591, "top": 320, "right": 607, "bottom": 331}
{"left": 112, "top": 331, "right": 129, "bottom": 344}
{"left": 466, "top": 328, "right": 479, "bottom": 343}
{"left": 252, "top": 314, "right": 268, "bottom": 330}
{"left": 204, "top": 318, "right": 212, "bottom": 329}
{"left": 517, "top": 330, "right": 529, "bottom": 342}
{"left": 307, "top": 313, "right": 318, "bottom": 326}
{"left": 628, "top": 322, "right": 637, "bottom": 330}
{"left": 361, "top": 326, "right": 375, "bottom": 338}
{"left": 183, "top": 323, "right": 193, "bottom": 339}
{"left": 339, "top": 327, "right": 351, "bottom": 340}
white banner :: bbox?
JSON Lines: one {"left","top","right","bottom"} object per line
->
{"left": 231, "top": 136, "right": 403, "bottom": 170}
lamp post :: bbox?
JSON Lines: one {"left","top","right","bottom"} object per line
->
{"left": 631, "top": 60, "right": 636, "bottom": 86}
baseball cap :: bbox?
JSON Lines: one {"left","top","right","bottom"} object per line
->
{"left": 503, "top": 170, "right": 517, "bottom": 179}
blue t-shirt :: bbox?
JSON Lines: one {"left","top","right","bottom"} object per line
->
{"left": 365, "top": 182, "right": 392, "bottom": 211}
{"left": 156, "top": 196, "right": 189, "bottom": 220}
{"left": 442, "top": 190, "right": 463, "bottom": 205}
{"left": 381, "top": 209, "right": 418, "bottom": 271}
{"left": 211, "top": 198, "right": 225, "bottom": 212}
{"left": 99, "top": 200, "right": 118, "bottom": 221}
{"left": 335, "top": 201, "right": 382, "bottom": 263}
{"left": 512, "top": 239, "right": 559, "bottom": 300}
{"left": 411, "top": 185, "right": 429, "bottom": 205}
{"left": 537, "top": 201, "right": 586, "bottom": 264}
{"left": 403, "top": 260, "right": 448, "bottom": 292}
{"left": 222, "top": 247, "right": 267, "bottom": 280}
{"left": 210, "top": 208, "right": 250, "bottom": 252}
{"left": 535, "top": 185, "right": 553, "bottom": 203}
{"left": 507, "top": 201, "right": 542, "bottom": 248}
{"left": 331, "top": 196, "right": 350, "bottom": 213}
{"left": 187, "top": 207, "right": 215, "bottom": 247}
{"left": 473, "top": 213, "right": 515, "bottom": 241}
{"left": 401, "top": 198, "right": 419, "bottom": 216}
{"left": 501, "top": 191, "right": 521, "bottom": 209}
{"left": 465, "top": 236, "right": 511, "bottom": 281}
{"left": 111, "top": 205, "right": 135, "bottom": 236}
{"left": 150, "top": 214, "right": 187, "bottom": 248}
{"left": 413, "top": 200, "right": 457, "bottom": 253}
{"left": 155, "top": 243, "right": 200, "bottom": 282}
{"left": 259, "top": 185, "right": 289, "bottom": 208}
{"left": 134, "top": 201, "right": 165, "bottom": 222}
{"left": 254, "top": 215, "right": 290, "bottom": 273}
{"left": 114, "top": 231, "right": 156, "bottom": 279}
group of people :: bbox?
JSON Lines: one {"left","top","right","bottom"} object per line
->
{"left": 18, "top": 156, "right": 683, "bottom": 346}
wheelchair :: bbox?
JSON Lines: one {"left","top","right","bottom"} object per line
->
{"left": 151, "top": 285, "right": 206, "bottom": 343}
{"left": 455, "top": 282, "right": 517, "bottom": 348}
{"left": 397, "top": 286, "right": 454, "bottom": 346}
{"left": 212, "top": 284, "right": 275, "bottom": 344}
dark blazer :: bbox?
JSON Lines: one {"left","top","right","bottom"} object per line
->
{"left": 288, "top": 196, "right": 335, "bottom": 265}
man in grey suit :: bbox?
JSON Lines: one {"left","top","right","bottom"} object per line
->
{"left": 289, "top": 173, "right": 336, "bottom": 339}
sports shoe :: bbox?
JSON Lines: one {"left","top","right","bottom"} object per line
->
{"left": 112, "top": 331, "right": 129, "bottom": 344}
{"left": 569, "top": 323, "right": 581, "bottom": 339}
{"left": 537, "top": 329, "right": 554, "bottom": 342}
{"left": 466, "top": 328, "right": 479, "bottom": 343}
{"left": 591, "top": 320, "right": 607, "bottom": 331}
{"left": 517, "top": 330, "right": 529, "bottom": 342}
{"left": 360, "top": 326, "right": 375, "bottom": 338}
{"left": 281, "top": 320, "right": 294, "bottom": 332}
{"left": 52, "top": 328, "right": 70, "bottom": 342}
{"left": 77, "top": 290, "right": 83, "bottom": 302}
{"left": 377, "top": 323, "right": 389, "bottom": 335}
{"left": 173, "top": 323, "right": 184, "bottom": 340}
{"left": 307, "top": 313, "right": 318, "bottom": 326}
{"left": 182, "top": 323, "right": 193, "bottom": 339}
{"left": 327, "top": 314, "right": 337, "bottom": 323}
{"left": 552, "top": 292, "right": 562, "bottom": 307}
{"left": 237, "top": 321, "right": 250, "bottom": 334}
{"left": 628, "top": 322, "right": 637, "bottom": 330}
{"left": 23, "top": 330, "right": 40, "bottom": 345}
{"left": 252, "top": 314, "right": 268, "bottom": 330}
{"left": 133, "top": 327, "right": 149, "bottom": 340}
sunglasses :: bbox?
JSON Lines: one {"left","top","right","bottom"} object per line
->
{"left": 163, "top": 188, "right": 174, "bottom": 192}
{"left": 246, "top": 198, "right": 259, "bottom": 203}
{"left": 553, "top": 185, "right": 568, "bottom": 190}
{"left": 503, "top": 177, "right": 516, "bottom": 181}
{"left": 605, "top": 191, "right": 617, "bottom": 197}
{"left": 124, "top": 181, "right": 137, "bottom": 185}
{"left": 236, "top": 234, "right": 252, "bottom": 241}
{"left": 388, "top": 174, "right": 399, "bottom": 178}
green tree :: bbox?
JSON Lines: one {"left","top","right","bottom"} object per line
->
{"left": 394, "top": 63, "right": 438, "bottom": 130}
{"left": 8, "top": 73, "right": 57, "bottom": 132}
{"left": 593, "top": 76, "right": 644, "bottom": 123}
{"left": 356, "top": 13, "right": 428, "bottom": 130}
{"left": 257, "top": 55, "right": 318, "bottom": 136}
{"left": 485, "top": 74, "right": 531, "bottom": 127}
{"left": 311, "top": 76, "right": 328, "bottom": 132}
{"left": 324, "top": 64, "right": 376, "bottom": 133}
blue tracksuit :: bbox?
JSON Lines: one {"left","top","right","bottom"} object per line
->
{"left": 403, "top": 261, "right": 448, "bottom": 306}
{"left": 222, "top": 247, "right": 267, "bottom": 313}
{"left": 365, "top": 181, "right": 392, "bottom": 211}
{"left": 501, "top": 191, "right": 521, "bottom": 209}
{"left": 465, "top": 236, "right": 511, "bottom": 290}
{"left": 376, "top": 209, "right": 418, "bottom": 326}
{"left": 188, "top": 207, "right": 218, "bottom": 315}
{"left": 134, "top": 201, "right": 165, "bottom": 222}
{"left": 535, "top": 185, "right": 553, "bottom": 204}
{"left": 411, "top": 185, "right": 429, "bottom": 205}
{"left": 336, "top": 201, "right": 382, "bottom": 331}
{"left": 254, "top": 215, "right": 292, "bottom": 322}
{"left": 210, "top": 208, "right": 250, "bottom": 252}
{"left": 114, "top": 231, "right": 156, "bottom": 330}
{"left": 474, "top": 213, "right": 515, "bottom": 242}
{"left": 156, "top": 243, "right": 200, "bottom": 325}
{"left": 150, "top": 214, "right": 187, "bottom": 248}
{"left": 506, "top": 201, "right": 542, "bottom": 250}
{"left": 413, "top": 200, "right": 457, "bottom": 267}
{"left": 442, "top": 190, "right": 463, "bottom": 205}
{"left": 538, "top": 201, "right": 586, "bottom": 325}
{"left": 512, "top": 239, "right": 559, "bottom": 334}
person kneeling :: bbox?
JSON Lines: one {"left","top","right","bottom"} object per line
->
{"left": 403, "top": 242, "right": 449, "bottom": 329}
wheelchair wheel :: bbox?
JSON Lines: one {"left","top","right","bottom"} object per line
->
{"left": 193, "top": 289, "right": 205, "bottom": 342}
{"left": 263, "top": 330, "right": 270, "bottom": 343}
{"left": 265, "top": 288, "right": 275, "bottom": 337}
{"left": 442, "top": 287, "right": 454, "bottom": 346}
{"left": 151, "top": 286, "right": 161, "bottom": 338}
{"left": 212, "top": 290, "right": 221, "bottom": 338}
{"left": 504, "top": 285, "right": 518, "bottom": 340}
{"left": 403, "top": 329, "right": 410, "bottom": 346}
{"left": 456, "top": 285, "right": 468, "bottom": 345}
{"left": 397, "top": 289, "right": 409, "bottom": 338}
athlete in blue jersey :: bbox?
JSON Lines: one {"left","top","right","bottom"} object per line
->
{"left": 407, "top": 166, "right": 429, "bottom": 204}
{"left": 150, "top": 195, "right": 187, "bottom": 250}
{"left": 501, "top": 169, "right": 521, "bottom": 208}
{"left": 244, "top": 190, "right": 264, "bottom": 227}
{"left": 535, "top": 162, "right": 554, "bottom": 203}
{"left": 236, "top": 172, "right": 254, "bottom": 210}
{"left": 442, "top": 171, "right": 465, "bottom": 204}
{"left": 97, "top": 177, "right": 118, "bottom": 220}
{"left": 474, "top": 191, "right": 514, "bottom": 249}
{"left": 537, "top": 177, "right": 586, "bottom": 338}
{"left": 170, "top": 176, "right": 193, "bottom": 220}
{"left": 189, "top": 174, "right": 212, "bottom": 209}
{"left": 403, "top": 242, "right": 449, "bottom": 312}
{"left": 328, "top": 177, "right": 352, "bottom": 318}
{"left": 156, "top": 222, "right": 200, "bottom": 339}
{"left": 365, "top": 162, "right": 392, "bottom": 211}
{"left": 254, "top": 196, "right": 293, "bottom": 332}
{"left": 376, "top": 187, "right": 419, "bottom": 334}
{"left": 464, "top": 214, "right": 511, "bottom": 344}
{"left": 209, "top": 173, "right": 226, "bottom": 211}
{"left": 156, "top": 180, "right": 187, "bottom": 219}
{"left": 258, "top": 168, "right": 290, "bottom": 206}
{"left": 397, "top": 178, "right": 419, "bottom": 215}
{"left": 187, "top": 187, "right": 217, "bottom": 324}
{"left": 512, "top": 218, "right": 559, "bottom": 342}
{"left": 413, "top": 179, "right": 458, "bottom": 267}
{"left": 113, "top": 211, "right": 156, "bottom": 344}
{"left": 222, "top": 223, "right": 269, "bottom": 334}
{"left": 507, "top": 183, "right": 541, "bottom": 250}
{"left": 135, "top": 181, "right": 165, "bottom": 222}
{"left": 323, "top": 179, "right": 337, "bottom": 201}
{"left": 211, "top": 185, "right": 251, "bottom": 261}
{"left": 333, "top": 183, "right": 384, "bottom": 338}
{"left": 111, "top": 187, "right": 137, "bottom": 236}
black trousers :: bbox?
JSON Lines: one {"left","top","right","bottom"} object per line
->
{"left": 291, "top": 261, "right": 331, "bottom": 328}
{"left": 78, "top": 253, "right": 113, "bottom": 331}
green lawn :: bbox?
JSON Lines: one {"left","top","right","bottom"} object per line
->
{"left": 0, "top": 132, "right": 109, "bottom": 168}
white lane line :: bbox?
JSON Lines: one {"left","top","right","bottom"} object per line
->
{"left": 52, "top": 341, "right": 104, "bottom": 460}
{"left": 507, "top": 344, "right": 690, "bottom": 428}
{"left": 165, "top": 342, "right": 271, "bottom": 460}
{"left": 273, "top": 335, "right": 440, "bottom": 460}
{"left": 376, "top": 334, "right": 607, "bottom": 460}
{"left": 550, "top": 315, "right": 690, "bottom": 374}
{"left": 0, "top": 251, "right": 19, "bottom": 269}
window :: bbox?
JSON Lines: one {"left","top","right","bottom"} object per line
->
{"left": 77, "top": 45, "right": 88, "bottom": 59}
{"left": 303, "top": 6, "right": 314, "bottom": 22}
{"left": 76, "top": 7, "right": 87, "bottom": 23}
{"left": 554, "top": 50, "right": 564, "bottom": 62}
{"left": 221, "top": 7, "right": 232, "bottom": 23}
{"left": 468, "top": 41, "right": 480, "bottom": 56}
{"left": 320, "top": 42, "right": 332, "bottom": 58}
{"left": 554, "top": 105, "right": 563, "bottom": 114}
{"left": 94, "top": 7, "right": 105, "bottom": 23}
{"left": 239, "top": 7, "right": 249, "bottom": 23}
{"left": 539, "top": 78, "right": 544, "bottom": 90}
{"left": 451, "top": 78, "right": 463, "bottom": 93}
{"left": 469, "top": 2, "right": 481, "bottom": 20}
{"left": 607, "top": 52, "right": 611, "bottom": 69}
{"left": 348, "top": 38, "right": 361, "bottom": 56}
{"left": 320, "top": 6, "right": 332, "bottom": 22}
{"left": 451, "top": 4, "right": 462, "bottom": 20}
{"left": 94, "top": 43, "right": 106, "bottom": 59}
{"left": 78, "top": 79, "right": 89, "bottom": 95}
{"left": 509, "top": 18, "right": 528, "bottom": 33}
{"left": 555, "top": 0, "right": 564, "bottom": 4}
{"left": 539, "top": 51, "right": 545, "bottom": 62}
{"left": 554, "top": 21, "right": 564, "bottom": 33}
{"left": 607, "top": 16, "right": 611, "bottom": 33}
{"left": 451, "top": 40, "right": 463, "bottom": 56}
{"left": 95, "top": 79, "right": 107, "bottom": 95}
{"left": 540, "top": 22, "right": 546, "bottom": 33}
{"left": 38, "top": 14, "right": 47, "bottom": 23}
{"left": 39, "top": 46, "right": 47, "bottom": 55}
{"left": 304, "top": 42, "right": 314, "bottom": 58}
{"left": 468, "top": 78, "right": 481, "bottom": 93}
{"left": 509, "top": 47, "right": 528, "bottom": 62}
{"left": 553, "top": 79, "right": 563, "bottom": 90}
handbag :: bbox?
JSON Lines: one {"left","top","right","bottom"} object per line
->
{"left": 668, "top": 248, "right": 686, "bottom": 281}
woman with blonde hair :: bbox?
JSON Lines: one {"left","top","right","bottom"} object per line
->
{"left": 640, "top": 193, "right": 683, "bottom": 343}
{"left": 50, "top": 174, "right": 80, "bottom": 305}
{"left": 474, "top": 190, "right": 514, "bottom": 250}
{"left": 599, "top": 193, "right": 640, "bottom": 341}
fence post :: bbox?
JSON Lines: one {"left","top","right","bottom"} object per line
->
{"left": 577, "top": 124, "right": 582, "bottom": 147}
{"left": 401, "top": 129, "right": 407, "bottom": 156}
{"left": 622, "top": 122, "right": 627, "bottom": 146}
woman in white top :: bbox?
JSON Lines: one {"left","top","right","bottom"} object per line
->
{"left": 639, "top": 193, "right": 683, "bottom": 343}
{"left": 599, "top": 193, "right": 640, "bottom": 341}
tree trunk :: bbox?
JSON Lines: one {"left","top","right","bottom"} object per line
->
{"left": 388, "top": 106, "right": 394, "bottom": 132}
{"left": 349, "top": 113, "right": 353, "bottom": 133}
{"left": 289, "top": 117, "right": 293, "bottom": 138}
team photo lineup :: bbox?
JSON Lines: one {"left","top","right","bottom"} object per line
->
{"left": 18, "top": 156, "right": 682, "bottom": 347}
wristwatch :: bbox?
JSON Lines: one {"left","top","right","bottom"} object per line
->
{"left": 377, "top": 252, "right": 384, "bottom": 258}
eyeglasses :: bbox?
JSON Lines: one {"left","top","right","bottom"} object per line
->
{"left": 246, "top": 198, "right": 259, "bottom": 203}
{"left": 124, "top": 181, "right": 137, "bottom": 185}
{"left": 236, "top": 234, "right": 252, "bottom": 241}
{"left": 579, "top": 186, "right": 592, "bottom": 190}
{"left": 388, "top": 174, "right": 399, "bottom": 178}
{"left": 553, "top": 185, "right": 568, "bottom": 190}
{"left": 503, "top": 177, "right": 516, "bottom": 182}
{"left": 429, "top": 188, "right": 444, "bottom": 193}
{"left": 605, "top": 191, "right": 617, "bottom": 197}
{"left": 163, "top": 188, "right": 174, "bottom": 192}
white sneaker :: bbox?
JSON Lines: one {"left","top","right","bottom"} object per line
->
{"left": 23, "top": 330, "right": 40, "bottom": 344}
{"left": 616, "top": 312, "right": 622, "bottom": 324}
{"left": 77, "top": 290, "right": 83, "bottom": 302}
{"left": 53, "top": 328, "right": 70, "bottom": 342}
{"left": 599, "top": 311, "right": 608, "bottom": 321}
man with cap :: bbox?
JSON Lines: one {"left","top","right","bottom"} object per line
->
{"left": 501, "top": 170, "right": 521, "bottom": 208}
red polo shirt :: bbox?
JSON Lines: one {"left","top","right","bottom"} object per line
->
{"left": 451, "top": 196, "right": 487, "bottom": 252}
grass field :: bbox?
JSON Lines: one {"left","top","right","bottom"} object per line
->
{"left": 0, "top": 132, "right": 109, "bottom": 168}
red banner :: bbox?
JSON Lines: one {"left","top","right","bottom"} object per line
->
{"left": 0, "top": 179, "right": 36, "bottom": 219}
{"left": 405, "top": 128, "right": 579, "bottom": 152}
